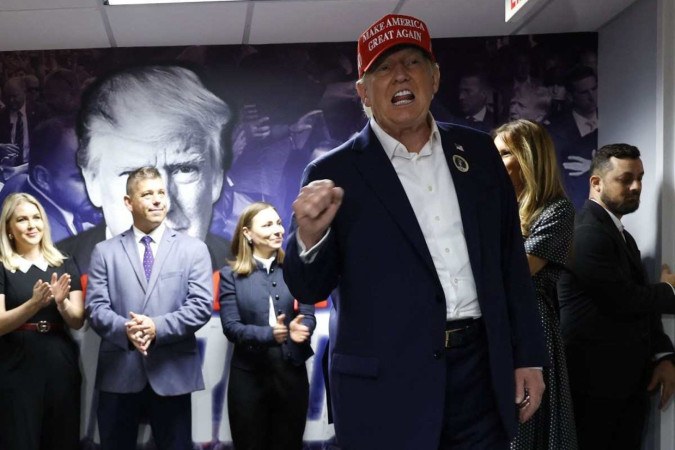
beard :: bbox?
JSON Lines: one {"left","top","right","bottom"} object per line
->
{"left": 601, "top": 191, "right": 640, "bottom": 216}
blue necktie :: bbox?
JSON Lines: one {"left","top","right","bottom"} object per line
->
{"left": 141, "top": 235, "right": 154, "bottom": 281}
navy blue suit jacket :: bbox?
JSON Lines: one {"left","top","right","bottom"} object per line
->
{"left": 219, "top": 260, "right": 315, "bottom": 369}
{"left": 284, "top": 122, "right": 546, "bottom": 449}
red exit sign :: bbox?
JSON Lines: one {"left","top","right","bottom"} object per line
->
{"left": 506, "top": 0, "right": 531, "bottom": 21}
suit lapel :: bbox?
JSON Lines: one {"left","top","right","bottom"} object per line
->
{"left": 622, "top": 228, "right": 647, "bottom": 282}
{"left": 143, "top": 227, "right": 177, "bottom": 308}
{"left": 352, "top": 126, "right": 437, "bottom": 277}
{"left": 586, "top": 201, "right": 645, "bottom": 281}
{"left": 121, "top": 229, "right": 147, "bottom": 293}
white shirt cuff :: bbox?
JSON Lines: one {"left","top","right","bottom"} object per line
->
{"left": 297, "top": 228, "right": 331, "bottom": 264}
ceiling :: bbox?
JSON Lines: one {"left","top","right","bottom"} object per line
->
{"left": 0, "top": 0, "right": 639, "bottom": 52}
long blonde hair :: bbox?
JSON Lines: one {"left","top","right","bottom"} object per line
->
{"left": 493, "top": 119, "right": 567, "bottom": 236}
{"left": 229, "top": 202, "right": 285, "bottom": 276}
{"left": 0, "top": 193, "right": 66, "bottom": 270}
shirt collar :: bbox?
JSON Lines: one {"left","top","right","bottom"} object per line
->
{"left": 572, "top": 109, "right": 598, "bottom": 137}
{"left": 591, "top": 199, "right": 623, "bottom": 233}
{"left": 469, "top": 106, "right": 487, "bottom": 122}
{"left": 253, "top": 254, "right": 276, "bottom": 272}
{"left": 370, "top": 114, "right": 440, "bottom": 160}
{"left": 17, "top": 256, "right": 49, "bottom": 273}
{"left": 132, "top": 222, "right": 166, "bottom": 244}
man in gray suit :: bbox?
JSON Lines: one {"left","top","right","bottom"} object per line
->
{"left": 86, "top": 166, "right": 213, "bottom": 450}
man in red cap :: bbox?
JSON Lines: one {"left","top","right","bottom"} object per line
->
{"left": 284, "top": 14, "right": 546, "bottom": 449}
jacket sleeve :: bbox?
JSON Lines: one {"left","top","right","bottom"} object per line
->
{"left": 283, "top": 162, "right": 341, "bottom": 304}
{"left": 85, "top": 244, "right": 130, "bottom": 350}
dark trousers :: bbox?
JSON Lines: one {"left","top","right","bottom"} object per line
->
{"left": 98, "top": 384, "right": 192, "bottom": 450}
{"left": 439, "top": 326, "right": 509, "bottom": 450}
{"left": 572, "top": 389, "right": 649, "bottom": 450}
{"left": 0, "top": 332, "right": 81, "bottom": 450}
{"left": 228, "top": 347, "right": 309, "bottom": 450}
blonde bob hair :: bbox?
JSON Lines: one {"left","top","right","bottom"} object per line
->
{"left": 0, "top": 193, "right": 66, "bottom": 270}
{"left": 492, "top": 119, "right": 567, "bottom": 236}
{"left": 229, "top": 202, "right": 285, "bottom": 276}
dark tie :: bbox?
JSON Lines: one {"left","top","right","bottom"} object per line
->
{"left": 141, "top": 235, "right": 154, "bottom": 281}
{"left": 14, "top": 111, "right": 24, "bottom": 163}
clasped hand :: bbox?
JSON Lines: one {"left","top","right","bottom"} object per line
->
{"left": 125, "top": 311, "right": 156, "bottom": 356}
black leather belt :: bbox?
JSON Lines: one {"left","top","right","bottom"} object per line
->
{"left": 445, "top": 318, "right": 483, "bottom": 349}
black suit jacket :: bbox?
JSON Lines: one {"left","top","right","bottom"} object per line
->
{"left": 559, "top": 200, "right": 675, "bottom": 397}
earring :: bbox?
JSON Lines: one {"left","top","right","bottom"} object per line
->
{"left": 8, "top": 234, "right": 13, "bottom": 240}
{"left": 247, "top": 238, "right": 253, "bottom": 245}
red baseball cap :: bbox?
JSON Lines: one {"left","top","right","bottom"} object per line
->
{"left": 357, "top": 14, "right": 435, "bottom": 79}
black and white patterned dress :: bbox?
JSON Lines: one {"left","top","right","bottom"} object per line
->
{"left": 511, "top": 197, "right": 578, "bottom": 450}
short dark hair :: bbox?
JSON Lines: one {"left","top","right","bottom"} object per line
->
{"left": 564, "top": 65, "right": 597, "bottom": 93}
{"left": 590, "top": 143, "right": 641, "bottom": 176}
{"left": 126, "top": 166, "right": 162, "bottom": 196}
{"left": 29, "top": 115, "right": 77, "bottom": 174}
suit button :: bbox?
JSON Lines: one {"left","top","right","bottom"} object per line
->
{"left": 433, "top": 351, "right": 442, "bottom": 360}
{"left": 270, "top": 268, "right": 274, "bottom": 273}
{"left": 272, "top": 281, "right": 277, "bottom": 287}
{"left": 275, "top": 294, "right": 280, "bottom": 300}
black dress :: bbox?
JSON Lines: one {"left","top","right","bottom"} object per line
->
{"left": 511, "top": 198, "right": 578, "bottom": 450}
{"left": 0, "top": 258, "right": 82, "bottom": 450}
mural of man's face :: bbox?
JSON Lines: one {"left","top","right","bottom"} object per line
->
{"left": 82, "top": 128, "right": 224, "bottom": 240}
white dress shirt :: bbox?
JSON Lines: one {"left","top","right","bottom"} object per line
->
{"left": 131, "top": 223, "right": 166, "bottom": 266}
{"left": 300, "top": 117, "right": 481, "bottom": 320}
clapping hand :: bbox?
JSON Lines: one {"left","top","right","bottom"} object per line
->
{"left": 30, "top": 279, "right": 53, "bottom": 309}
{"left": 289, "top": 315, "right": 310, "bottom": 343}
{"left": 50, "top": 273, "right": 71, "bottom": 306}
{"left": 273, "top": 314, "right": 289, "bottom": 344}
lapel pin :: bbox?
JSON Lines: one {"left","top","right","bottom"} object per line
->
{"left": 454, "top": 143, "right": 465, "bottom": 152}
{"left": 452, "top": 155, "right": 469, "bottom": 173}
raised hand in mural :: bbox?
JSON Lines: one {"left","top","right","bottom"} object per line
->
{"left": 563, "top": 149, "right": 596, "bottom": 177}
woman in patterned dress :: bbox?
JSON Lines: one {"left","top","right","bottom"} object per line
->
{"left": 493, "top": 119, "right": 578, "bottom": 449}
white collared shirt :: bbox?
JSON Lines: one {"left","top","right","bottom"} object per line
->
{"left": 131, "top": 223, "right": 166, "bottom": 266}
{"left": 468, "top": 106, "right": 487, "bottom": 123}
{"left": 370, "top": 117, "right": 480, "bottom": 320}
{"left": 17, "top": 256, "right": 48, "bottom": 273}
{"left": 253, "top": 254, "right": 278, "bottom": 326}
{"left": 572, "top": 109, "right": 598, "bottom": 137}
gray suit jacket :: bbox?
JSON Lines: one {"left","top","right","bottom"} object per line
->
{"left": 86, "top": 225, "right": 213, "bottom": 396}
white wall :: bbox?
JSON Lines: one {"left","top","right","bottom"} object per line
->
{"left": 598, "top": 0, "right": 675, "bottom": 448}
